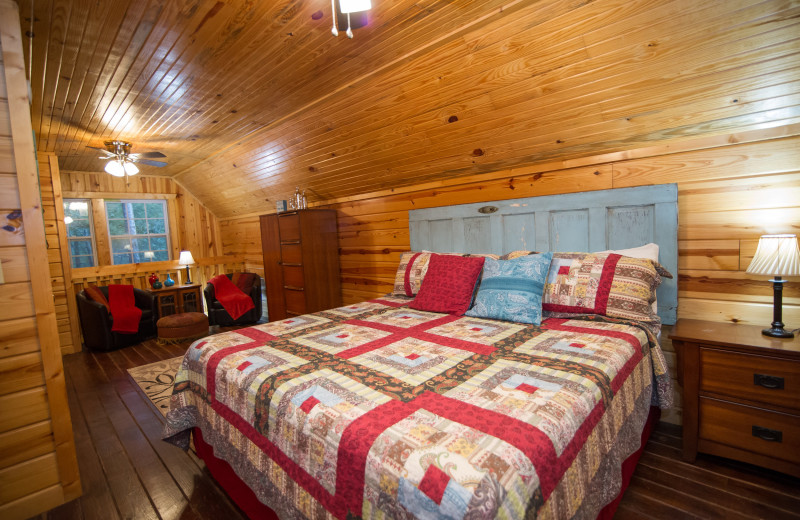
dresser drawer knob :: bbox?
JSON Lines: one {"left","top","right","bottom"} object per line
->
{"left": 753, "top": 373, "right": 784, "bottom": 389}
{"left": 752, "top": 425, "right": 783, "bottom": 443}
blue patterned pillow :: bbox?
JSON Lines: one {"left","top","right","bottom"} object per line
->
{"left": 465, "top": 252, "right": 553, "bottom": 325}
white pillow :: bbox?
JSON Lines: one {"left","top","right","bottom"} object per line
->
{"left": 595, "top": 243, "right": 660, "bottom": 312}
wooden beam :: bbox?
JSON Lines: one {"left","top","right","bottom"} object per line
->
{"left": 62, "top": 191, "right": 177, "bottom": 200}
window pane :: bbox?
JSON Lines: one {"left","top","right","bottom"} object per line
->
{"left": 113, "top": 253, "right": 132, "bottom": 265}
{"left": 153, "top": 250, "right": 169, "bottom": 261}
{"left": 64, "top": 202, "right": 89, "bottom": 219}
{"left": 130, "top": 203, "right": 146, "bottom": 218}
{"left": 150, "top": 236, "right": 167, "bottom": 250}
{"left": 67, "top": 220, "right": 91, "bottom": 237}
{"left": 132, "top": 219, "right": 148, "bottom": 235}
{"left": 148, "top": 219, "right": 166, "bottom": 234}
{"left": 72, "top": 255, "right": 94, "bottom": 268}
{"left": 111, "top": 238, "right": 131, "bottom": 254}
{"left": 132, "top": 237, "right": 149, "bottom": 251}
{"left": 146, "top": 203, "right": 164, "bottom": 218}
{"left": 69, "top": 239, "right": 93, "bottom": 256}
{"left": 132, "top": 252, "right": 148, "bottom": 263}
{"left": 109, "top": 219, "right": 127, "bottom": 236}
{"left": 107, "top": 202, "right": 124, "bottom": 219}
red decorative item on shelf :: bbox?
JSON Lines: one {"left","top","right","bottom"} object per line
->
{"left": 148, "top": 273, "right": 159, "bottom": 289}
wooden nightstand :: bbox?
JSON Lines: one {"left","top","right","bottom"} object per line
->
{"left": 670, "top": 319, "right": 800, "bottom": 477}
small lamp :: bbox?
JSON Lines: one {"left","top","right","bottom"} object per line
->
{"left": 746, "top": 234, "right": 799, "bottom": 338}
{"left": 178, "top": 250, "right": 196, "bottom": 284}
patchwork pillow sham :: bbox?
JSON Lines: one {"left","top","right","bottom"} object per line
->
{"left": 408, "top": 254, "right": 486, "bottom": 315}
{"left": 595, "top": 243, "right": 660, "bottom": 312}
{"left": 465, "top": 252, "right": 553, "bottom": 325}
{"left": 392, "top": 251, "right": 499, "bottom": 297}
{"left": 543, "top": 252, "right": 670, "bottom": 330}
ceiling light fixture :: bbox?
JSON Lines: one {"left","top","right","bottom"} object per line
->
{"left": 104, "top": 158, "right": 139, "bottom": 177}
{"left": 331, "top": 0, "right": 371, "bottom": 39}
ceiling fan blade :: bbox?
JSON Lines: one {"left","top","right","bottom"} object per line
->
{"left": 135, "top": 159, "right": 168, "bottom": 167}
{"left": 131, "top": 151, "right": 166, "bottom": 159}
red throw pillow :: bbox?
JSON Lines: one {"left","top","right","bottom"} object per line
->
{"left": 84, "top": 285, "right": 110, "bottom": 310}
{"left": 409, "top": 254, "right": 486, "bottom": 315}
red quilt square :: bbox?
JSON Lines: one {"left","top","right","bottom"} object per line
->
{"left": 236, "top": 360, "right": 252, "bottom": 371}
{"left": 406, "top": 353, "right": 420, "bottom": 360}
{"left": 299, "top": 396, "right": 320, "bottom": 414}
{"left": 517, "top": 383, "right": 539, "bottom": 394}
{"left": 418, "top": 464, "right": 450, "bottom": 505}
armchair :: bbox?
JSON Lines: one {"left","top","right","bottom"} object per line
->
{"left": 204, "top": 273, "right": 262, "bottom": 326}
{"left": 76, "top": 286, "right": 157, "bottom": 351}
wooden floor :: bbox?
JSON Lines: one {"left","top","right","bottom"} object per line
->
{"left": 34, "top": 334, "right": 800, "bottom": 520}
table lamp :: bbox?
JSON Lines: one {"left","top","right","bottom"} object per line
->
{"left": 746, "top": 234, "right": 799, "bottom": 337}
{"left": 178, "top": 250, "right": 196, "bottom": 284}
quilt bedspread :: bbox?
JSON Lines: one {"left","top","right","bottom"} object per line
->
{"left": 164, "top": 296, "right": 672, "bottom": 519}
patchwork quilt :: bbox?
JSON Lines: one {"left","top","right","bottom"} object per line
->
{"left": 163, "top": 296, "right": 672, "bottom": 520}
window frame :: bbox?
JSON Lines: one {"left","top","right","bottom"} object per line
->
{"left": 63, "top": 198, "right": 97, "bottom": 269}
{"left": 104, "top": 199, "right": 172, "bottom": 265}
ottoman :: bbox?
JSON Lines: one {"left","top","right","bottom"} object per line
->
{"left": 157, "top": 312, "right": 209, "bottom": 344}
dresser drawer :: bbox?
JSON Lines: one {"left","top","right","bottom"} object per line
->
{"left": 280, "top": 243, "right": 302, "bottom": 265}
{"left": 700, "top": 349, "right": 800, "bottom": 411}
{"left": 699, "top": 397, "right": 800, "bottom": 465}
{"left": 282, "top": 265, "right": 304, "bottom": 288}
{"left": 284, "top": 288, "right": 306, "bottom": 315}
{"left": 278, "top": 214, "right": 300, "bottom": 242}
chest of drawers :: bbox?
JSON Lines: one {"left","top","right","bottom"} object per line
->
{"left": 260, "top": 210, "right": 341, "bottom": 321}
{"left": 670, "top": 319, "right": 800, "bottom": 477}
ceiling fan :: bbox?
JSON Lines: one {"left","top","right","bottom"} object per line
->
{"left": 88, "top": 140, "right": 167, "bottom": 177}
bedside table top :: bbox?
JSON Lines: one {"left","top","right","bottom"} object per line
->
{"left": 670, "top": 319, "right": 800, "bottom": 357}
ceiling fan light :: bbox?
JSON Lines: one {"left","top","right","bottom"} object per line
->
{"left": 123, "top": 161, "right": 139, "bottom": 175}
{"left": 339, "top": 0, "right": 371, "bottom": 13}
{"left": 104, "top": 159, "right": 125, "bottom": 177}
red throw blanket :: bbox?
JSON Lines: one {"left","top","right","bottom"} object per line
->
{"left": 209, "top": 275, "right": 255, "bottom": 320}
{"left": 108, "top": 284, "right": 142, "bottom": 334}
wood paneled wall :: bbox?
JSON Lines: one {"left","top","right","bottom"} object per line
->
{"left": 219, "top": 125, "right": 800, "bottom": 426}
{"left": 0, "top": 2, "right": 80, "bottom": 517}
{"left": 52, "top": 172, "right": 225, "bottom": 353}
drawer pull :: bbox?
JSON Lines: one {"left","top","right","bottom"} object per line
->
{"left": 752, "top": 425, "right": 782, "bottom": 443}
{"left": 753, "top": 373, "right": 784, "bottom": 390}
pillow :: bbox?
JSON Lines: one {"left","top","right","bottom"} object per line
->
{"left": 594, "top": 243, "right": 659, "bottom": 312}
{"left": 408, "top": 254, "right": 486, "bottom": 315}
{"left": 465, "top": 252, "right": 553, "bottom": 325}
{"left": 392, "top": 251, "right": 499, "bottom": 297}
{"left": 543, "top": 252, "right": 668, "bottom": 328}
{"left": 84, "top": 285, "right": 110, "bottom": 310}
{"left": 499, "top": 250, "right": 540, "bottom": 260}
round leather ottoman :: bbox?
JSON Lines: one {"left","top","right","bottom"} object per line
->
{"left": 157, "top": 312, "right": 209, "bottom": 344}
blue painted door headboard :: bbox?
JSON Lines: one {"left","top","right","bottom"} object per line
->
{"left": 409, "top": 184, "right": 678, "bottom": 324}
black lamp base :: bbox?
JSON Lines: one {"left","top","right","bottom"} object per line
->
{"left": 762, "top": 326, "right": 795, "bottom": 338}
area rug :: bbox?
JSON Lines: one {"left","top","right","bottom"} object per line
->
{"left": 127, "top": 356, "right": 183, "bottom": 417}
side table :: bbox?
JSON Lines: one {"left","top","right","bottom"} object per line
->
{"left": 148, "top": 283, "right": 202, "bottom": 318}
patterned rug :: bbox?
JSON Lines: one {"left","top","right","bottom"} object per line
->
{"left": 127, "top": 356, "right": 183, "bottom": 417}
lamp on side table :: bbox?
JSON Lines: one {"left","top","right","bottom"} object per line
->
{"left": 746, "top": 234, "right": 799, "bottom": 338}
{"left": 179, "top": 250, "right": 196, "bottom": 284}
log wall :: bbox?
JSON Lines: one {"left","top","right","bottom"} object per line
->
{"left": 0, "top": 2, "right": 81, "bottom": 516}
{"left": 219, "top": 125, "right": 800, "bottom": 426}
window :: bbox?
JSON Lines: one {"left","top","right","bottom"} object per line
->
{"left": 106, "top": 200, "right": 170, "bottom": 264}
{"left": 63, "top": 199, "right": 96, "bottom": 268}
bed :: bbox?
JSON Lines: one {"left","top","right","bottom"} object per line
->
{"left": 163, "top": 185, "right": 678, "bottom": 519}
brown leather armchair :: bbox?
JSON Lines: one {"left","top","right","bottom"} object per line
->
{"left": 204, "top": 273, "right": 262, "bottom": 326}
{"left": 76, "top": 286, "right": 157, "bottom": 351}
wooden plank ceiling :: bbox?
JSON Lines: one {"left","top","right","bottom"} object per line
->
{"left": 21, "top": 0, "right": 800, "bottom": 219}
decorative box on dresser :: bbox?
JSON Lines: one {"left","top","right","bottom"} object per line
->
{"left": 260, "top": 209, "right": 341, "bottom": 321}
{"left": 670, "top": 319, "right": 800, "bottom": 477}
{"left": 149, "top": 284, "right": 202, "bottom": 318}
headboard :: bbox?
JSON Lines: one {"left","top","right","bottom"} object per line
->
{"left": 409, "top": 184, "right": 678, "bottom": 324}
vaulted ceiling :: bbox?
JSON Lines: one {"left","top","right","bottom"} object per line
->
{"left": 21, "top": 0, "right": 800, "bottom": 218}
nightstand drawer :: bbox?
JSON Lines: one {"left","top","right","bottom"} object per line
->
{"left": 700, "top": 349, "right": 800, "bottom": 411}
{"left": 699, "top": 397, "right": 800, "bottom": 465}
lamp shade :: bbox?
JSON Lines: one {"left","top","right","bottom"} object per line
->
{"left": 104, "top": 159, "right": 125, "bottom": 177}
{"left": 123, "top": 161, "right": 139, "bottom": 175}
{"left": 339, "top": 0, "right": 371, "bottom": 13}
{"left": 178, "top": 250, "right": 196, "bottom": 265}
{"left": 746, "top": 234, "right": 800, "bottom": 276}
